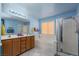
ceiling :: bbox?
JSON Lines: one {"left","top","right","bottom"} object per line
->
{"left": 1, "top": 3, "right": 79, "bottom": 21}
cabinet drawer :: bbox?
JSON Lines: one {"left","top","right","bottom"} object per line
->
{"left": 20, "top": 37, "right": 26, "bottom": 41}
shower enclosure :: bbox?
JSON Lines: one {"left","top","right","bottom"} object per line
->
{"left": 56, "top": 16, "right": 79, "bottom": 56}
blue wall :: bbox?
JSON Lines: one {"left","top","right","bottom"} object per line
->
{"left": 77, "top": 4, "right": 79, "bottom": 15}
{"left": 0, "top": 18, "right": 1, "bottom": 42}
{"left": 39, "top": 10, "right": 77, "bottom": 34}
{"left": 29, "top": 17, "right": 39, "bottom": 34}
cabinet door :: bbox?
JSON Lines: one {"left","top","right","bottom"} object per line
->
{"left": 26, "top": 36, "right": 31, "bottom": 50}
{"left": 30, "top": 36, "right": 35, "bottom": 48}
{"left": 25, "top": 37, "right": 28, "bottom": 50}
{"left": 3, "top": 48, "right": 10, "bottom": 56}
{"left": 20, "top": 37, "right": 26, "bottom": 53}
{"left": 2, "top": 39, "right": 13, "bottom": 56}
{"left": 16, "top": 39, "right": 20, "bottom": 55}
{"left": 13, "top": 39, "right": 20, "bottom": 56}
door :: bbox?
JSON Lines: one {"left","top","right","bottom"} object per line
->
{"left": 62, "top": 18, "right": 78, "bottom": 55}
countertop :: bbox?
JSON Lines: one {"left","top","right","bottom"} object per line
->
{"left": 1, "top": 34, "right": 34, "bottom": 40}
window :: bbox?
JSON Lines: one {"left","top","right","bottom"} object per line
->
{"left": 41, "top": 22, "right": 48, "bottom": 34}
{"left": 41, "top": 20, "right": 55, "bottom": 35}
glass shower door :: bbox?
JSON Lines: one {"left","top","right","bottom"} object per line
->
{"left": 62, "top": 18, "right": 78, "bottom": 55}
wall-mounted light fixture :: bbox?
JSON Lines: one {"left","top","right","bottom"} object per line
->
{"left": 9, "top": 10, "right": 26, "bottom": 18}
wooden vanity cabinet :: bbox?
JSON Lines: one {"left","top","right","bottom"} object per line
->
{"left": 2, "top": 39, "right": 13, "bottom": 56}
{"left": 1, "top": 36, "right": 35, "bottom": 56}
{"left": 13, "top": 38, "right": 20, "bottom": 56}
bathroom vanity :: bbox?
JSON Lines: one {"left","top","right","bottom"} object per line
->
{"left": 1, "top": 35, "right": 35, "bottom": 56}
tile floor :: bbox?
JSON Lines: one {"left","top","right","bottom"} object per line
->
{"left": 20, "top": 35, "right": 57, "bottom": 56}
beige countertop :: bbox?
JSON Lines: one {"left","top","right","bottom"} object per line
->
{"left": 1, "top": 34, "right": 34, "bottom": 40}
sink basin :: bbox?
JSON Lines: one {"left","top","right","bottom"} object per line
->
{"left": 1, "top": 35, "right": 18, "bottom": 39}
